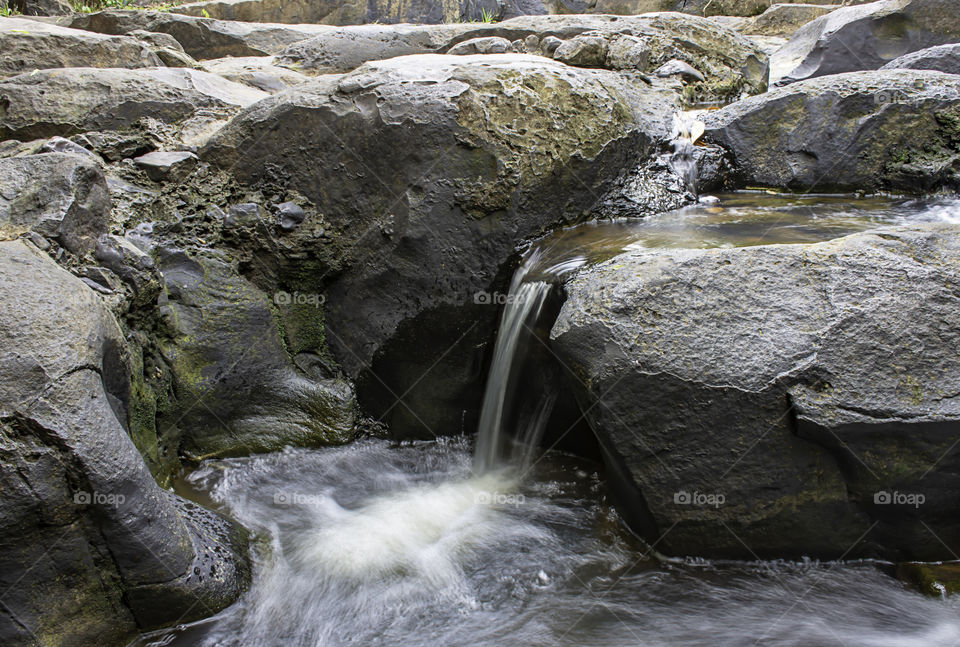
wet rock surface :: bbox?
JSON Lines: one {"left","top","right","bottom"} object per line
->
{"left": 552, "top": 225, "right": 960, "bottom": 561}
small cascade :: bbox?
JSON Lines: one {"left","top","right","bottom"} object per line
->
{"left": 669, "top": 113, "right": 706, "bottom": 199}
{"left": 473, "top": 249, "right": 587, "bottom": 473}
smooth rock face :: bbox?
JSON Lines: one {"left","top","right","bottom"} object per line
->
{"left": 10, "top": 0, "right": 72, "bottom": 15}
{"left": 881, "top": 42, "right": 960, "bottom": 74}
{"left": 203, "top": 53, "right": 680, "bottom": 438}
{"left": 552, "top": 225, "right": 960, "bottom": 561}
{"left": 67, "top": 10, "right": 332, "bottom": 59}
{"left": 770, "top": 0, "right": 960, "bottom": 85}
{"left": 0, "top": 17, "right": 161, "bottom": 79}
{"left": 0, "top": 240, "right": 249, "bottom": 645}
{"left": 154, "top": 247, "right": 356, "bottom": 457}
{"left": 0, "top": 67, "right": 268, "bottom": 141}
{"left": 134, "top": 150, "right": 199, "bottom": 181}
{"left": 0, "top": 153, "right": 110, "bottom": 255}
{"left": 201, "top": 55, "right": 310, "bottom": 92}
{"left": 703, "top": 69, "right": 960, "bottom": 193}
{"left": 448, "top": 36, "right": 514, "bottom": 55}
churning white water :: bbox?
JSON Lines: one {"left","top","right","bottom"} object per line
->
{"left": 137, "top": 194, "right": 960, "bottom": 647}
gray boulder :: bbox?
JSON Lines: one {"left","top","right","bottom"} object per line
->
{"left": 203, "top": 53, "right": 680, "bottom": 439}
{"left": 447, "top": 36, "right": 514, "bottom": 55}
{"left": 703, "top": 69, "right": 960, "bottom": 193}
{"left": 0, "top": 153, "right": 110, "bottom": 255}
{"left": 154, "top": 247, "right": 356, "bottom": 457}
{"left": 10, "top": 0, "right": 72, "bottom": 15}
{"left": 0, "top": 17, "right": 160, "bottom": 79}
{"left": 0, "top": 240, "right": 249, "bottom": 645}
{"left": 881, "top": 42, "right": 960, "bottom": 74}
{"left": 201, "top": 55, "right": 309, "bottom": 92}
{"left": 552, "top": 224, "right": 960, "bottom": 561}
{"left": 736, "top": 3, "right": 840, "bottom": 37}
{"left": 0, "top": 67, "right": 268, "bottom": 141}
{"left": 67, "top": 9, "right": 331, "bottom": 59}
{"left": 771, "top": 0, "right": 960, "bottom": 85}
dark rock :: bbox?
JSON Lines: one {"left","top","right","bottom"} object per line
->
{"left": 134, "top": 150, "right": 199, "bottom": 182}
{"left": 10, "top": 0, "right": 72, "bottom": 15}
{"left": 881, "top": 43, "right": 960, "bottom": 75}
{"left": 553, "top": 34, "right": 608, "bottom": 66}
{"left": 771, "top": 0, "right": 960, "bottom": 85}
{"left": 0, "top": 240, "right": 249, "bottom": 645}
{"left": 95, "top": 233, "right": 162, "bottom": 310}
{"left": 67, "top": 10, "right": 332, "bottom": 59}
{"left": 552, "top": 224, "right": 960, "bottom": 561}
{"left": 203, "top": 53, "right": 680, "bottom": 439}
{"left": 0, "top": 153, "right": 110, "bottom": 254}
{"left": 225, "top": 202, "right": 262, "bottom": 228}
{"left": 154, "top": 246, "right": 356, "bottom": 457}
{"left": 0, "top": 67, "right": 268, "bottom": 141}
{"left": 703, "top": 69, "right": 960, "bottom": 193}
{"left": 897, "top": 562, "right": 960, "bottom": 597}
{"left": 276, "top": 200, "right": 306, "bottom": 230}
{"left": 0, "top": 17, "right": 160, "bottom": 79}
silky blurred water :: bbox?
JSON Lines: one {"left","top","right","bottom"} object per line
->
{"left": 134, "top": 194, "right": 960, "bottom": 647}
{"left": 133, "top": 439, "right": 960, "bottom": 647}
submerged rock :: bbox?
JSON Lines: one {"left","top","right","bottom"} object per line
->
{"left": 0, "top": 153, "right": 111, "bottom": 255}
{"left": 0, "top": 67, "right": 268, "bottom": 141}
{"left": 703, "top": 69, "right": 960, "bottom": 193}
{"left": 0, "top": 240, "right": 249, "bottom": 645}
{"left": 770, "top": 0, "right": 960, "bottom": 85}
{"left": 552, "top": 224, "right": 960, "bottom": 561}
{"left": 203, "top": 53, "right": 681, "bottom": 438}
{"left": 0, "top": 17, "right": 161, "bottom": 79}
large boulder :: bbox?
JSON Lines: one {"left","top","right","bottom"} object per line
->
{"left": 277, "top": 14, "right": 769, "bottom": 101}
{"left": 0, "top": 240, "right": 249, "bottom": 646}
{"left": 66, "top": 10, "right": 331, "bottom": 59}
{"left": 881, "top": 42, "right": 960, "bottom": 74}
{"left": 0, "top": 153, "right": 110, "bottom": 255}
{"left": 203, "top": 53, "right": 681, "bottom": 439}
{"left": 551, "top": 224, "right": 960, "bottom": 561}
{"left": 771, "top": 0, "right": 960, "bottom": 85}
{"left": 154, "top": 246, "right": 356, "bottom": 458}
{"left": 735, "top": 3, "right": 841, "bottom": 37}
{"left": 0, "top": 17, "right": 160, "bottom": 79}
{"left": 703, "top": 69, "right": 960, "bottom": 193}
{"left": 0, "top": 67, "right": 267, "bottom": 141}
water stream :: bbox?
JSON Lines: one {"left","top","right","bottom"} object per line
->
{"left": 137, "top": 193, "right": 960, "bottom": 647}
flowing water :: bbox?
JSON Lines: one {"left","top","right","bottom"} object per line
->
{"left": 135, "top": 193, "right": 960, "bottom": 647}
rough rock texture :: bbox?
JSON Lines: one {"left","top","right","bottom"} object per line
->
{"left": 203, "top": 53, "right": 681, "bottom": 438}
{"left": 170, "top": 0, "right": 522, "bottom": 25}
{"left": 0, "top": 17, "right": 161, "bottom": 79}
{"left": 736, "top": 3, "right": 840, "bottom": 37}
{"left": 0, "top": 240, "right": 249, "bottom": 646}
{"left": 154, "top": 246, "right": 356, "bottom": 458}
{"left": 67, "top": 10, "right": 331, "bottom": 59}
{"left": 0, "top": 67, "right": 268, "bottom": 141}
{"left": 584, "top": 0, "right": 857, "bottom": 16}
{"left": 201, "top": 55, "right": 309, "bottom": 92}
{"left": 10, "top": 0, "right": 72, "bottom": 15}
{"left": 881, "top": 42, "right": 960, "bottom": 74}
{"left": 770, "top": 0, "right": 960, "bottom": 85}
{"left": 552, "top": 225, "right": 960, "bottom": 561}
{"left": 703, "top": 69, "right": 960, "bottom": 193}
{"left": 0, "top": 153, "right": 110, "bottom": 255}
{"left": 277, "top": 14, "right": 769, "bottom": 101}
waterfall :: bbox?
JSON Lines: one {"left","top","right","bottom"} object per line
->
{"left": 669, "top": 113, "right": 705, "bottom": 199}
{"left": 473, "top": 251, "right": 553, "bottom": 473}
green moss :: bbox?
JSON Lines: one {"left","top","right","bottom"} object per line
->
{"left": 897, "top": 562, "right": 960, "bottom": 597}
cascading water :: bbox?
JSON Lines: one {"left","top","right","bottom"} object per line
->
{"left": 140, "top": 193, "right": 960, "bottom": 647}
{"left": 669, "top": 113, "right": 705, "bottom": 199}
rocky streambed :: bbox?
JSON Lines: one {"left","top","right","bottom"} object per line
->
{"left": 1, "top": 0, "right": 960, "bottom": 645}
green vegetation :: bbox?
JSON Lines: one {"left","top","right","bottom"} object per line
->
{"left": 0, "top": 0, "right": 20, "bottom": 16}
